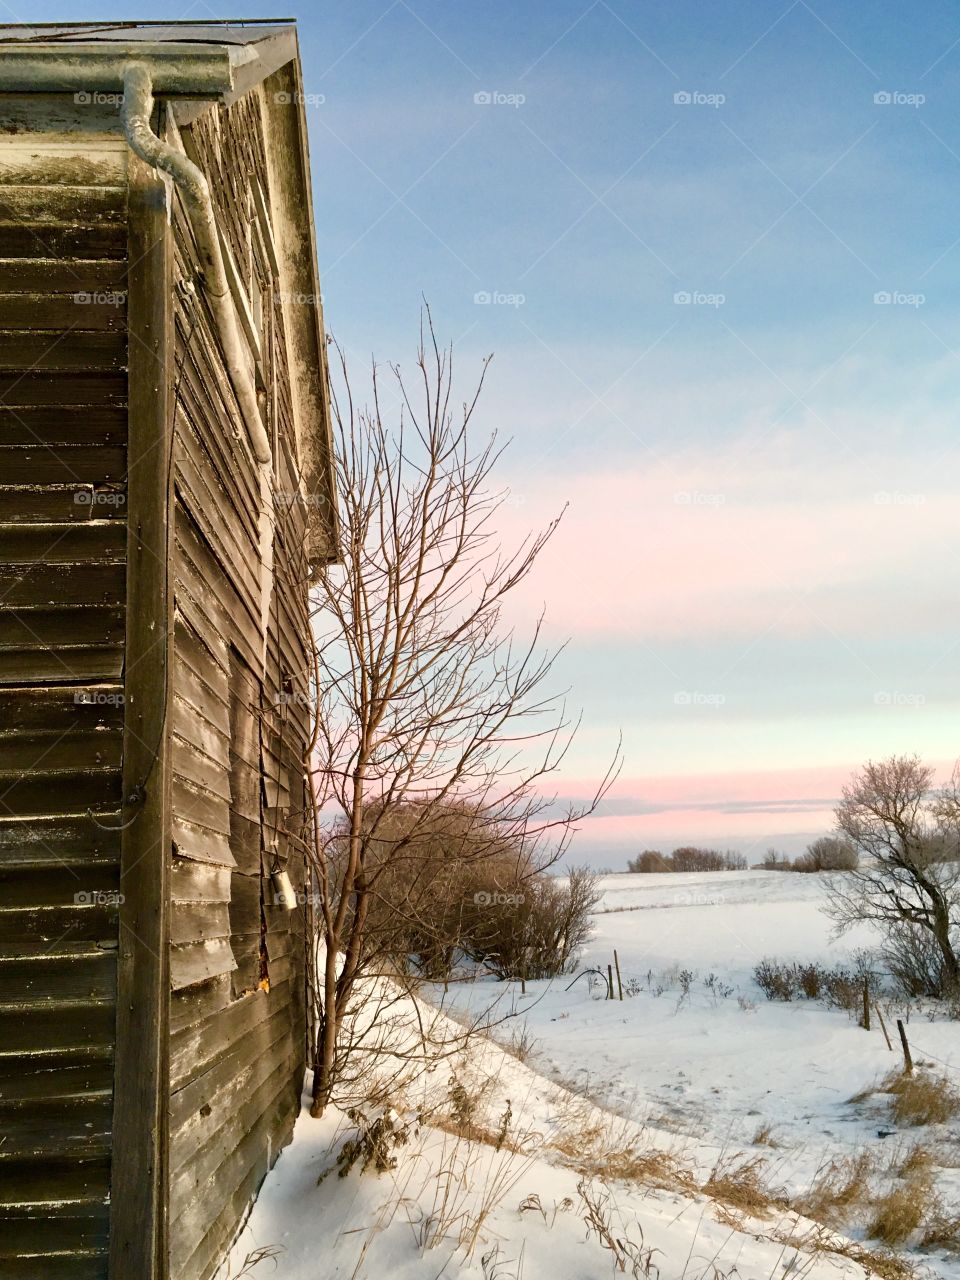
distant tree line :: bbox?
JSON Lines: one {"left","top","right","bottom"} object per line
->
{"left": 757, "top": 836, "right": 859, "bottom": 873}
{"left": 627, "top": 846, "right": 748, "bottom": 873}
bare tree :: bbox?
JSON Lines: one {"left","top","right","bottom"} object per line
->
{"left": 825, "top": 755, "right": 960, "bottom": 993}
{"left": 305, "top": 316, "right": 617, "bottom": 1117}
{"left": 795, "top": 835, "right": 858, "bottom": 873}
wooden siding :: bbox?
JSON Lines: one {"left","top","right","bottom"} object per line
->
{"left": 167, "top": 88, "right": 313, "bottom": 1280}
{"left": 0, "top": 131, "right": 128, "bottom": 1280}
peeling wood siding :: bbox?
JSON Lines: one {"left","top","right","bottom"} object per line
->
{"left": 167, "top": 94, "right": 312, "bottom": 1280}
{"left": 0, "top": 129, "right": 128, "bottom": 1280}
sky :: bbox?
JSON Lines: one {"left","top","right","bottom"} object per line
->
{"left": 23, "top": 0, "right": 960, "bottom": 863}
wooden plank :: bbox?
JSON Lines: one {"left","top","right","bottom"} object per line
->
{"left": 168, "top": 1005, "right": 292, "bottom": 1154}
{"left": 169, "top": 858, "right": 230, "bottom": 905}
{"left": 171, "top": 815, "right": 234, "bottom": 870}
{"left": 0, "top": 1215, "right": 110, "bottom": 1259}
{"left": 0, "top": 562, "right": 125, "bottom": 608}
{"left": 169, "top": 972, "right": 230, "bottom": 1036}
{"left": 169, "top": 900, "right": 231, "bottom": 948}
{"left": 0, "top": 951, "right": 116, "bottom": 1006}
{"left": 0, "top": 1094, "right": 112, "bottom": 1159}
{"left": 0, "top": 606, "right": 125, "bottom": 652}
{"left": 0, "top": 815, "right": 120, "bottom": 866}
{"left": 0, "top": 147, "right": 125, "bottom": 188}
{"left": 0, "top": 769, "right": 122, "bottom": 820}
{"left": 0, "top": 1052, "right": 113, "bottom": 1102}
{"left": 0, "top": 330, "right": 126, "bottom": 372}
{"left": 0, "top": 451, "right": 126, "bottom": 490}
{"left": 0, "top": 1001, "right": 115, "bottom": 1055}
{"left": 172, "top": 775, "right": 230, "bottom": 838}
{"left": 0, "top": 187, "right": 124, "bottom": 222}
{"left": 0, "top": 373, "right": 126, "bottom": 407}
{"left": 0, "top": 647, "right": 124, "bottom": 685}
{"left": 0, "top": 293, "right": 126, "bottom": 331}
{"left": 0, "top": 404, "right": 127, "bottom": 445}
{"left": 169, "top": 983, "right": 285, "bottom": 1091}
{"left": 0, "top": 487, "right": 125, "bottom": 523}
{"left": 0, "top": 1153, "right": 111, "bottom": 1212}
{"left": 108, "top": 151, "right": 170, "bottom": 1280}
{"left": 0, "top": 222, "right": 127, "bottom": 260}
{"left": 171, "top": 1074, "right": 292, "bottom": 1279}
{"left": 0, "top": 259, "right": 127, "bottom": 294}
{"left": 169, "top": 938, "right": 236, "bottom": 992}
{"left": 0, "top": 521, "right": 126, "bottom": 564}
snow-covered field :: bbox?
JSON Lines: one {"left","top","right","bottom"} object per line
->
{"left": 226, "top": 870, "right": 960, "bottom": 1280}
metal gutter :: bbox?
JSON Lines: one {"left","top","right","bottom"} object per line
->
{"left": 121, "top": 62, "right": 271, "bottom": 466}
{"left": 0, "top": 42, "right": 233, "bottom": 94}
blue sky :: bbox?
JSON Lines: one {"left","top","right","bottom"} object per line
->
{"left": 23, "top": 0, "right": 960, "bottom": 861}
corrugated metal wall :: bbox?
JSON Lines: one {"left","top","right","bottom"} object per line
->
{"left": 0, "top": 117, "right": 129, "bottom": 1280}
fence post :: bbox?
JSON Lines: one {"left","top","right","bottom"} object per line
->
{"left": 896, "top": 1019, "right": 913, "bottom": 1074}
{"left": 613, "top": 950, "right": 624, "bottom": 1001}
{"left": 874, "top": 1001, "right": 893, "bottom": 1052}
{"left": 861, "top": 977, "right": 871, "bottom": 1031}
{"left": 607, "top": 964, "right": 614, "bottom": 1000}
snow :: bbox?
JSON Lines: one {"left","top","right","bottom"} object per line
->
{"left": 225, "top": 869, "right": 960, "bottom": 1280}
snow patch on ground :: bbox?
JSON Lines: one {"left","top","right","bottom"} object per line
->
{"left": 226, "top": 870, "right": 960, "bottom": 1280}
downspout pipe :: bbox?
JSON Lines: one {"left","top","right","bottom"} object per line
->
{"left": 121, "top": 62, "right": 272, "bottom": 467}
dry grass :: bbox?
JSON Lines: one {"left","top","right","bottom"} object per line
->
{"left": 547, "top": 1093, "right": 695, "bottom": 1193}
{"left": 867, "top": 1175, "right": 931, "bottom": 1246}
{"left": 920, "top": 1204, "right": 960, "bottom": 1253}
{"left": 773, "top": 1224, "right": 917, "bottom": 1280}
{"left": 751, "top": 1122, "right": 778, "bottom": 1147}
{"left": 882, "top": 1070, "right": 960, "bottom": 1127}
{"left": 794, "top": 1150, "right": 875, "bottom": 1225}
{"left": 703, "top": 1152, "right": 785, "bottom": 1220}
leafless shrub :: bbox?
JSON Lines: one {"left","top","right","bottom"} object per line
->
{"left": 794, "top": 835, "right": 859, "bottom": 872}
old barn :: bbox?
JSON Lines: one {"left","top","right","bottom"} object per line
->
{"left": 0, "top": 21, "right": 335, "bottom": 1280}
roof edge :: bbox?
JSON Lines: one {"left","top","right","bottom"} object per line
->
{"left": 0, "top": 42, "right": 234, "bottom": 96}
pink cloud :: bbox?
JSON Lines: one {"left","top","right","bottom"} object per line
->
{"left": 496, "top": 439, "right": 960, "bottom": 640}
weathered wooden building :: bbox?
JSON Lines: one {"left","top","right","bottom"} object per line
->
{"left": 0, "top": 21, "right": 336, "bottom": 1280}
